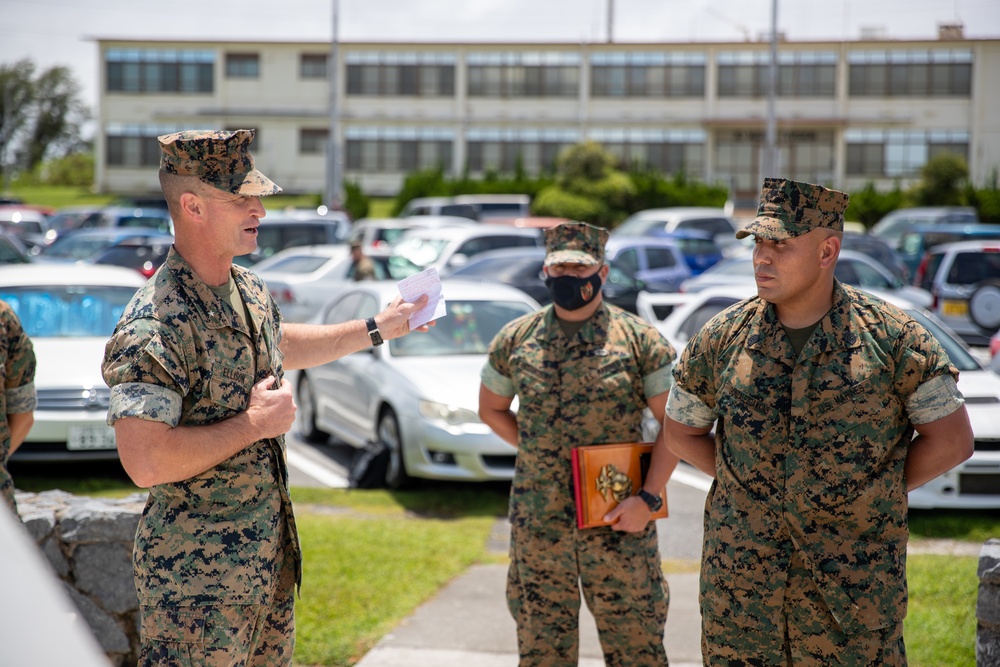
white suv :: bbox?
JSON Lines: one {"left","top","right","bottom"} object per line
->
{"left": 916, "top": 240, "right": 1000, "bottom": 346}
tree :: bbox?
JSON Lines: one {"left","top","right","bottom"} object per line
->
{"left": 0, "top": 58, "right": 90, "bottom": 181}
{"left": 532, "top": 141, "right": 635, "bottom": 228}
{"left": 913, "top": 152, "right": 969, "bottom": 206}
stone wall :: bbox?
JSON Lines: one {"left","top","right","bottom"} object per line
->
{"left": 16, "top": 489, "right": 146, "bottom": 667}
{"left": 981, "top": 538, "right": 1000, "bottom": 666}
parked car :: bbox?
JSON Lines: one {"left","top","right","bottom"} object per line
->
{"left": 452, "top": 194, "right": 531, "bottom": 221}
{"left": 253, "top": 244, "right": 355, "bottom": 322}
{"left": 990, "top": 330, "right": 1000, "bottom": 375}
{"left": 637, "top": 284, "right": 1000, "bottom": 510}
{"left": 398, "top": 197, "right": 478, "bottom": 221}
{"left": 870, "top": 206, "right": 979, "bottom": 249}
{"left": 679, "top": 250, "right": 933, "bottom": 307}
{"left": 91, "top": 236, "right": 173, "bottom": 279}
{"left": 3, "top": 264, "right": 146, "bottom": 461}
{"left": 41, "top": 206, "right": 105, "bottom": 245}
{"left": 349, "top": 216, "right": 475, "bottom": 254}
{"left": 604, "top": 236, "right": 692, "bottom": 293}
{"left": 0, "top": 232, "right": 32, "bottom": 265}
{"left": 0, "top": 207, "right": 49, "bottom": 250}
{"left": 840, "top": 231, "right": 909, "bottom": 283}
{"left": 898, "top": 224, "right": 1000, "bottom": 277}
{"left": 915, "top": 240, "right": 1000, "bottom": 346}
{"left": 234, "top": 211, "right": 350, "bottom": 266}
{"left": 655, "top": 230, "right": 724, "bottom": 275}
{"left": 389, "top": 224, "right": 543, "bottom": 279}
{"left": 292, "top": 280, "right": 538, "bottom": 486}
{"left": 613, "top": 207, "right": 740, "bottom": 254}
{"left": 88, "top": 206, "right": 174, "bottom": 235}
{"left": 33, "top": 228, "right": 172, "bottom": 264}
{"left": 447, "top": 246, "right": 647, "bottom": 313}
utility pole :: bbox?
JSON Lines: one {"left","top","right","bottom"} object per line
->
{"left": 762, "top": 0, "right": 779, "bottom": 180}
{"left": 325, "top": 0, "right": 342, "bottom": 210}
{"left": 607, "top": 0, "right": 614, "bottom": 43}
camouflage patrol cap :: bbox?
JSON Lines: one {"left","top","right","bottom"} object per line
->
{"left": 735, "top": 177, "right": 849, "bottom": 241}
{"left": 157, "top": 129, "right": 282, "bottom": 197}
{"left": 544, "top": 221, "right": 609, "bottom": 267}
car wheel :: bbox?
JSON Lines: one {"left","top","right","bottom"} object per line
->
{"left": 296, "top": 375, "right": 328, "bottom": 442}
{"left": 970, "top": 279, "right": 1000, "bottom": 332}
{"left": 378, "top": 408, "right": 411, "bottom": 489}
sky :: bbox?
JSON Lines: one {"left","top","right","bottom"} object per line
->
{"left": 1, "top": 0, "right": 999, "bottom": 110}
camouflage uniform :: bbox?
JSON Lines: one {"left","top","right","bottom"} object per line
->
{"left": 482, "top": 223, "right": 676, "bottom": 667}
{"left": 102, "top": 130, "right": 297, "bottom": 667}
{"left": 668, "top": 179, "right": 965, "bottom": 665}
{"left": 0, "top": 300, "right": 36, "bottom": 513}
{"left": 352, "top": 255, "right": 377, "bottom": 281}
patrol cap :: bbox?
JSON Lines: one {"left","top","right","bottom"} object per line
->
{"left": 157, "top": 129, "right": 282, "bottom": 197}
{"left": 735, "top": 177, "right": 849, "bottom": 241}
{"left": 543, "top": 222, "right": 609, "bottom": 267}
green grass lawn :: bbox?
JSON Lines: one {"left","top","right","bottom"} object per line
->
{"left": 906, "top": 555, "right": 979, "bottom": 667}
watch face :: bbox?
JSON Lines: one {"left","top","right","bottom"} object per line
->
{"left": 370, "top": 329, "right": 384, "bottom": 346}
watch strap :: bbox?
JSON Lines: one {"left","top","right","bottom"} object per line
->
{"left": 637, "top": 489, "right": 663, "bottom": 512}
{"left": 365, "top": 317, "right": 383, "bottom": 347}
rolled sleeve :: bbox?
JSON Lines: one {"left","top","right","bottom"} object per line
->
{"left": 906, "top": 374, "right": 964, "bottom": 425}
{"left": 5, "top": 382, "right": 36, "bottom": 413}
{"left": 643, "top": 365, "right": 673, "bottom": 399}
{"left": 108, "top": 382, "right": 183, "bottom": 427}
{"left": 665, "top": 384, "right": 717, "bottom": 429}
{"left": 481, "top": 362, "right": 515, "bottom": 398}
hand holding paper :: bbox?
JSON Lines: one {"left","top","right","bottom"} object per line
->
{"left": 397, "top": 267, "right": 446, "bottom": 328}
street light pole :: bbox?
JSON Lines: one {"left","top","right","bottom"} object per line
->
{"left": 325, "top": 0, "right": 342, "bottom": 210}
{"left": 762, "top": 0, "right": 779, "bottom": 180}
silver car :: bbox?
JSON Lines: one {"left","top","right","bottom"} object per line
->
{"left": 292, "top": 280, "right": 538, "bottom": 487}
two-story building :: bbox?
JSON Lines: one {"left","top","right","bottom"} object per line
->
{"left": 95, "top": 28, "right": 1000, "bottom": 205}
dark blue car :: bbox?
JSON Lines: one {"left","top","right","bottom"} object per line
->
{"left": 647, "top": 229, "right": 724, "bottom": 275}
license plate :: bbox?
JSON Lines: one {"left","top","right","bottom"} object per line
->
{"left": 67, "top": 425, "right": 117, "bottom": 451}
{"left": 942, "top": 299, "right": 968, "bottom": 316}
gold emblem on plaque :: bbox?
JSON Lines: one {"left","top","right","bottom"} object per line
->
{"left": 596, "top": 464, "right": 632, "bottom": 503}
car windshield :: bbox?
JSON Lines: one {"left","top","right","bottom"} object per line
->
{"left": 0, "top": 285, "right": 138, "bottom": 337}
{"left": 41, "top": 235, "right": 119, "bottom": 260}
{"left": 259, "top": 255, "right": 333, "bottom": 274}
{"left": 390, "top": 299, "right": 533, "bottom": 357}
{"left": 387, "top": 236, "right": 450, "bottom": 278}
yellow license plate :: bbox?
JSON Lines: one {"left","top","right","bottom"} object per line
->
{"left": 942, "top": 299, "right": 968, "bottom": 316}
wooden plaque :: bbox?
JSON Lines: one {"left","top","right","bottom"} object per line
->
{"left": 571, "top": 442, "right": 668, "bottom": 529}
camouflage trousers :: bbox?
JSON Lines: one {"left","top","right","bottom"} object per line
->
{"left": 507, "top": 523, "right": 669, "bottom": 667}
{"left": 702, "top": 555, "right": 906, "bottom": 666}
{"left": 137, "top": 546, "right": 296, "bottom": 667}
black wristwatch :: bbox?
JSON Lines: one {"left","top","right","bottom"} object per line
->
{"left": 365, "top": 317, "right": 383, "bottom": 347}
{"left": 637, "top": 489, "right": 663, "bottom": 513}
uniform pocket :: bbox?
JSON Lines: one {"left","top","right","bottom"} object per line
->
{"left": 209, "top": 365, "right": 253, "bottom": 411}
{"left": 140, "top": 607, "right": 205, "bottom": 667}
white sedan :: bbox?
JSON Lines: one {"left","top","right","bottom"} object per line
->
{"left": 639, "top": 285, "right": 1000, "bottom": 510}
{"left": 253, "top": 244, "right": 355, "bottom": 322}
{"left": 2, "top": 264, "right": 146, "bottom": 461}
{"left": 292, "top": 279, "right": 538, "bottom": 487}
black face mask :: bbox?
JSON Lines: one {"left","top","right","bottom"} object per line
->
{"left": 545, "top": 273, "right": 602, "bottom": 311}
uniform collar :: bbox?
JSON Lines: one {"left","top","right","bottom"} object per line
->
{"left": 540, "top": 302, "right": 610, "bottom": 347}
{"left": 164, "top": 247, "right": 258, "bottom": 335}
{"left": 746, "top": 281, "right": 862, "bottom": 364}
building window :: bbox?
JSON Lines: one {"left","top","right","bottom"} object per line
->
{"left": 105, "top": 48, "right": 214, "bottom": 94}
{"left": 589, "top": 129, "right": 705, "bottom": 176}
{"left": 466, "top": 128, "right": 579, "bottom": 174}
{"left": 590, "top": 52, "right": 705, "bottom": 97}
{"left": 226, "top": 53, "right": 260, "bottom": 78}
{"left": 300, "top": 128, "right": 329, "bottom": 155}
{"left": 105, "top": 123, "right": 184, "bottom": 167}
{"left": 717, "top": 51, "right": 836, "bottom": 98}
{"left": 467, "top": 52, "right": 579, "bottom": 98}
{"left": 845, "top": 129, "right": 969, "bottom": 177}
{"left": 848, "top": 50, "right": 972, "bottom": 96}
{"left": 300, "top": 54, "right": 328, "bottom": 79}
{"left": 344, "top": 127, "right": 453, "bottom": 173}
{"left": 345, "top": 52, "right": 455, "bottom": 96}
